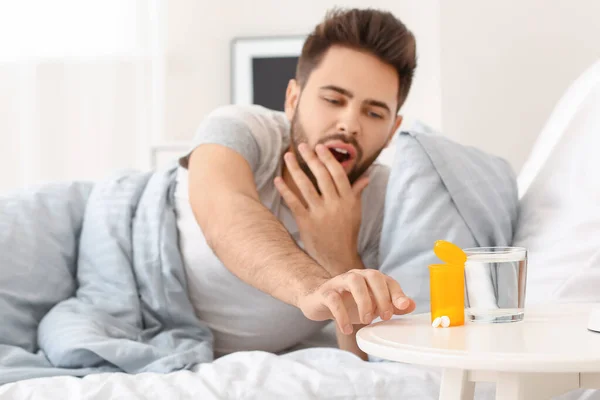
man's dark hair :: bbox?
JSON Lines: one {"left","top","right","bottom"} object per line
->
{"left": 296, "top": 8, "right": 417, "bottom": 111}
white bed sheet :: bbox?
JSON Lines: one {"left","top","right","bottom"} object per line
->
{"left": 0, "top": 348, "right": 445, "bottom": 400}
{"left": 3, "top": 348, "right": 599, "bottom": 399}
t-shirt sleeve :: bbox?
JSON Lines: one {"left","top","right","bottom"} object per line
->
{"left": 360, "top": 211, "right": 383, "bottom": 270}
{"left": 358, "top": 164, "right": 390, "bottom": 269}
{"left": 179, "top": 105, "right": 269, "bottom": 173}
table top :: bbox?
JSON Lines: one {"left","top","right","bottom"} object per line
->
{"left": 356, "top": 303, "right": 600, "bottom": 373}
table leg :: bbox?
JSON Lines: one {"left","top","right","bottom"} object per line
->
{"left": 439, "top": 368, "right": 475, "bottom": 400}
{"left": 496, "top": 372, "right": 579, "bottom": 400}
{"left": 495, "top": 372, "right": 525, "bottom": 400}
{"left": 580, "top": 372, "right": 600, "bottom": 389}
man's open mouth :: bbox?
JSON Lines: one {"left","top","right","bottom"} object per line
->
{"left": 324, "top": 142, "right": 357, "bottom": 165}
{"left": 329, "top": 147, "right": 351, "bottom": 163}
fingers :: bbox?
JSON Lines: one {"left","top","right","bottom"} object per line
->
{"left": 362, "top": 270, "right": 394, "bottom": 321}
{"left": 273, "top": 177, "right": 306, "bottom": 217}
{"left": 354, "top": 270, "right": 415, "bottom": 319}
{"left": 297, "top": 144, "right": 338, "bottom": 198}
{"left": 322, "top": 289, "right": 352, "bottom": 334}
{"left": 384, "top": 276, "right": 415, "bottom": 315}
{"left": 343, "top": 271, "right": 374, "bottom": 325}
{"left": 283, "top": 152, "right": 321, "bottom": 206}
{"left": 315, "top": 144, "right": 353, "bottom": 197}
{"left": 319, "top": 271, "right": 415, "bottom": 335}
{"left": 393, "top": 298, "right": 416, "bottom": 315}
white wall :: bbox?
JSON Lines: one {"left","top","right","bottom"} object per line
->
{"left": 440, "top": 0, "right": 600, "bottom": 172}
{"left": 4, "top": 1, "right": 600, "bottom": 192}
{"left": 163, "top": 0, "right": 442, "bottom": 144}
{"left": 0, "top": 1, "right": 157, "bottom": 193}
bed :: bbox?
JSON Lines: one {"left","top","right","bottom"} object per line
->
{"left": 1, "top": 59, "right": 599, "bottom": 399}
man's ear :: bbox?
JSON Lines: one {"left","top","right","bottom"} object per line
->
{"left": 385, "top": 115, "right": 403, "bottom": 147}
{"left": 284, "top": 79, "right": 300, "bottom": 121}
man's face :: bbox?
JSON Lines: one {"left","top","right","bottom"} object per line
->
{"left": 285, "top": 45, "right": 402, "bottom": 187}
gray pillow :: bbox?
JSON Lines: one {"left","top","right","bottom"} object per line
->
{"left": 0, "top": 181, "right": 92, "bottom": 351}
{"left": 379, "top": 128, "right": 518, "bottom": 314}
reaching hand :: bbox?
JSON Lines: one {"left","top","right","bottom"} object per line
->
{"left": 274, "top": 143, "right": 369, "bottom": 275}
{"left": 297, "top": 269, "right": 416, "bottom": 335}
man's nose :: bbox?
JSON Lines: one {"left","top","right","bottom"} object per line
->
{"left": 336, "top": 108, "right": 361, "bottom": 137}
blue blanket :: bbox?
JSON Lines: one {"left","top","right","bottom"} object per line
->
{"left": 0, "top": 131, "right": 518, "bottom": 385}
{"left": 0, "top": 166, "right": 213, "bottom": 385}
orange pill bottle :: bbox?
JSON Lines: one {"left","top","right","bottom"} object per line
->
{"left": 428, "top": 263, "right": 465, "bottom": 326}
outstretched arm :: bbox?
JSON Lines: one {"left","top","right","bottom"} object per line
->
{"left": 188, "top": 144, "right": 415, "bottom": 336}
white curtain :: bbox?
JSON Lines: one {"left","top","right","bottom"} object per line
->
{"left": 0, "top": 0, "right": 166, "bottom": 193}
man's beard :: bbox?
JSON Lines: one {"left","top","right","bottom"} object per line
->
{"left": 290, "top": 110, "right": 384, "bottom": 192}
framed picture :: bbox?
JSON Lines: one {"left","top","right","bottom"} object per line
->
{"left": 231, "top": 36, "right": 306, "bottom": 112}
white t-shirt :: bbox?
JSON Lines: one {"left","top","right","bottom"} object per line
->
{"left": 175, "top": 104, "right": 389, "bottom": 357}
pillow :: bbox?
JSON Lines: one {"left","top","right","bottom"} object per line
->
{"left": 512, "top": 59, "right": 600, "bottom": 305}
{"left": 0, "top": 182, "right": 92, "bottom": 351}
{"left": 379, "top": 125, "right": 518, "bottom": 314}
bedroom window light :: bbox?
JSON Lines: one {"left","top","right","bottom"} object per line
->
{"left": 0, "top": 0, "right": 166, "bottom": 192}
{"left": 0, "top": 0, "right": 145, "bottom": 62}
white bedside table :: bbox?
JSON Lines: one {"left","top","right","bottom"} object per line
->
{"left": 357, "top": 303, "right": 600, "bottom": 399}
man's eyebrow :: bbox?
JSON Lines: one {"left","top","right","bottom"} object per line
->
{"left": 320, "top": 85, "right": 391, "bottom": 114}
{"left": 365, "top": 99, "right": 391, "bottom": 114}
{"left": 320, "top": 85, "right": 353, "bottom": 97}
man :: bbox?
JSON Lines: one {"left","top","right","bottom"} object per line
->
{"left": 175, "top": 7, "right": 417, "bottom": 360}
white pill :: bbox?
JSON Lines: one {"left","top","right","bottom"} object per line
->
{"left": 441, "top": 316, "right": 451, "bottom": 328}
{"left": 431, "top": 317, "right": 441, "bottom": 328}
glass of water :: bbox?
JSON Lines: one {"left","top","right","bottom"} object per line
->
{"left": 463, "top": 247, "right": 527, "bottom": 323}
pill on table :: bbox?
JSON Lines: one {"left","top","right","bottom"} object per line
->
{"left": 441, "top": 316, "right": 451, "bottom": 328}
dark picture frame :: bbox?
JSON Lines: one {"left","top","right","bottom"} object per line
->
{"left": 231, "top": 36, "right": 306, "bottom": 112}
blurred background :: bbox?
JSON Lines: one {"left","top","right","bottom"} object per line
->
{"left": 1, "top": 0, "right": 599, "bottom": 193}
